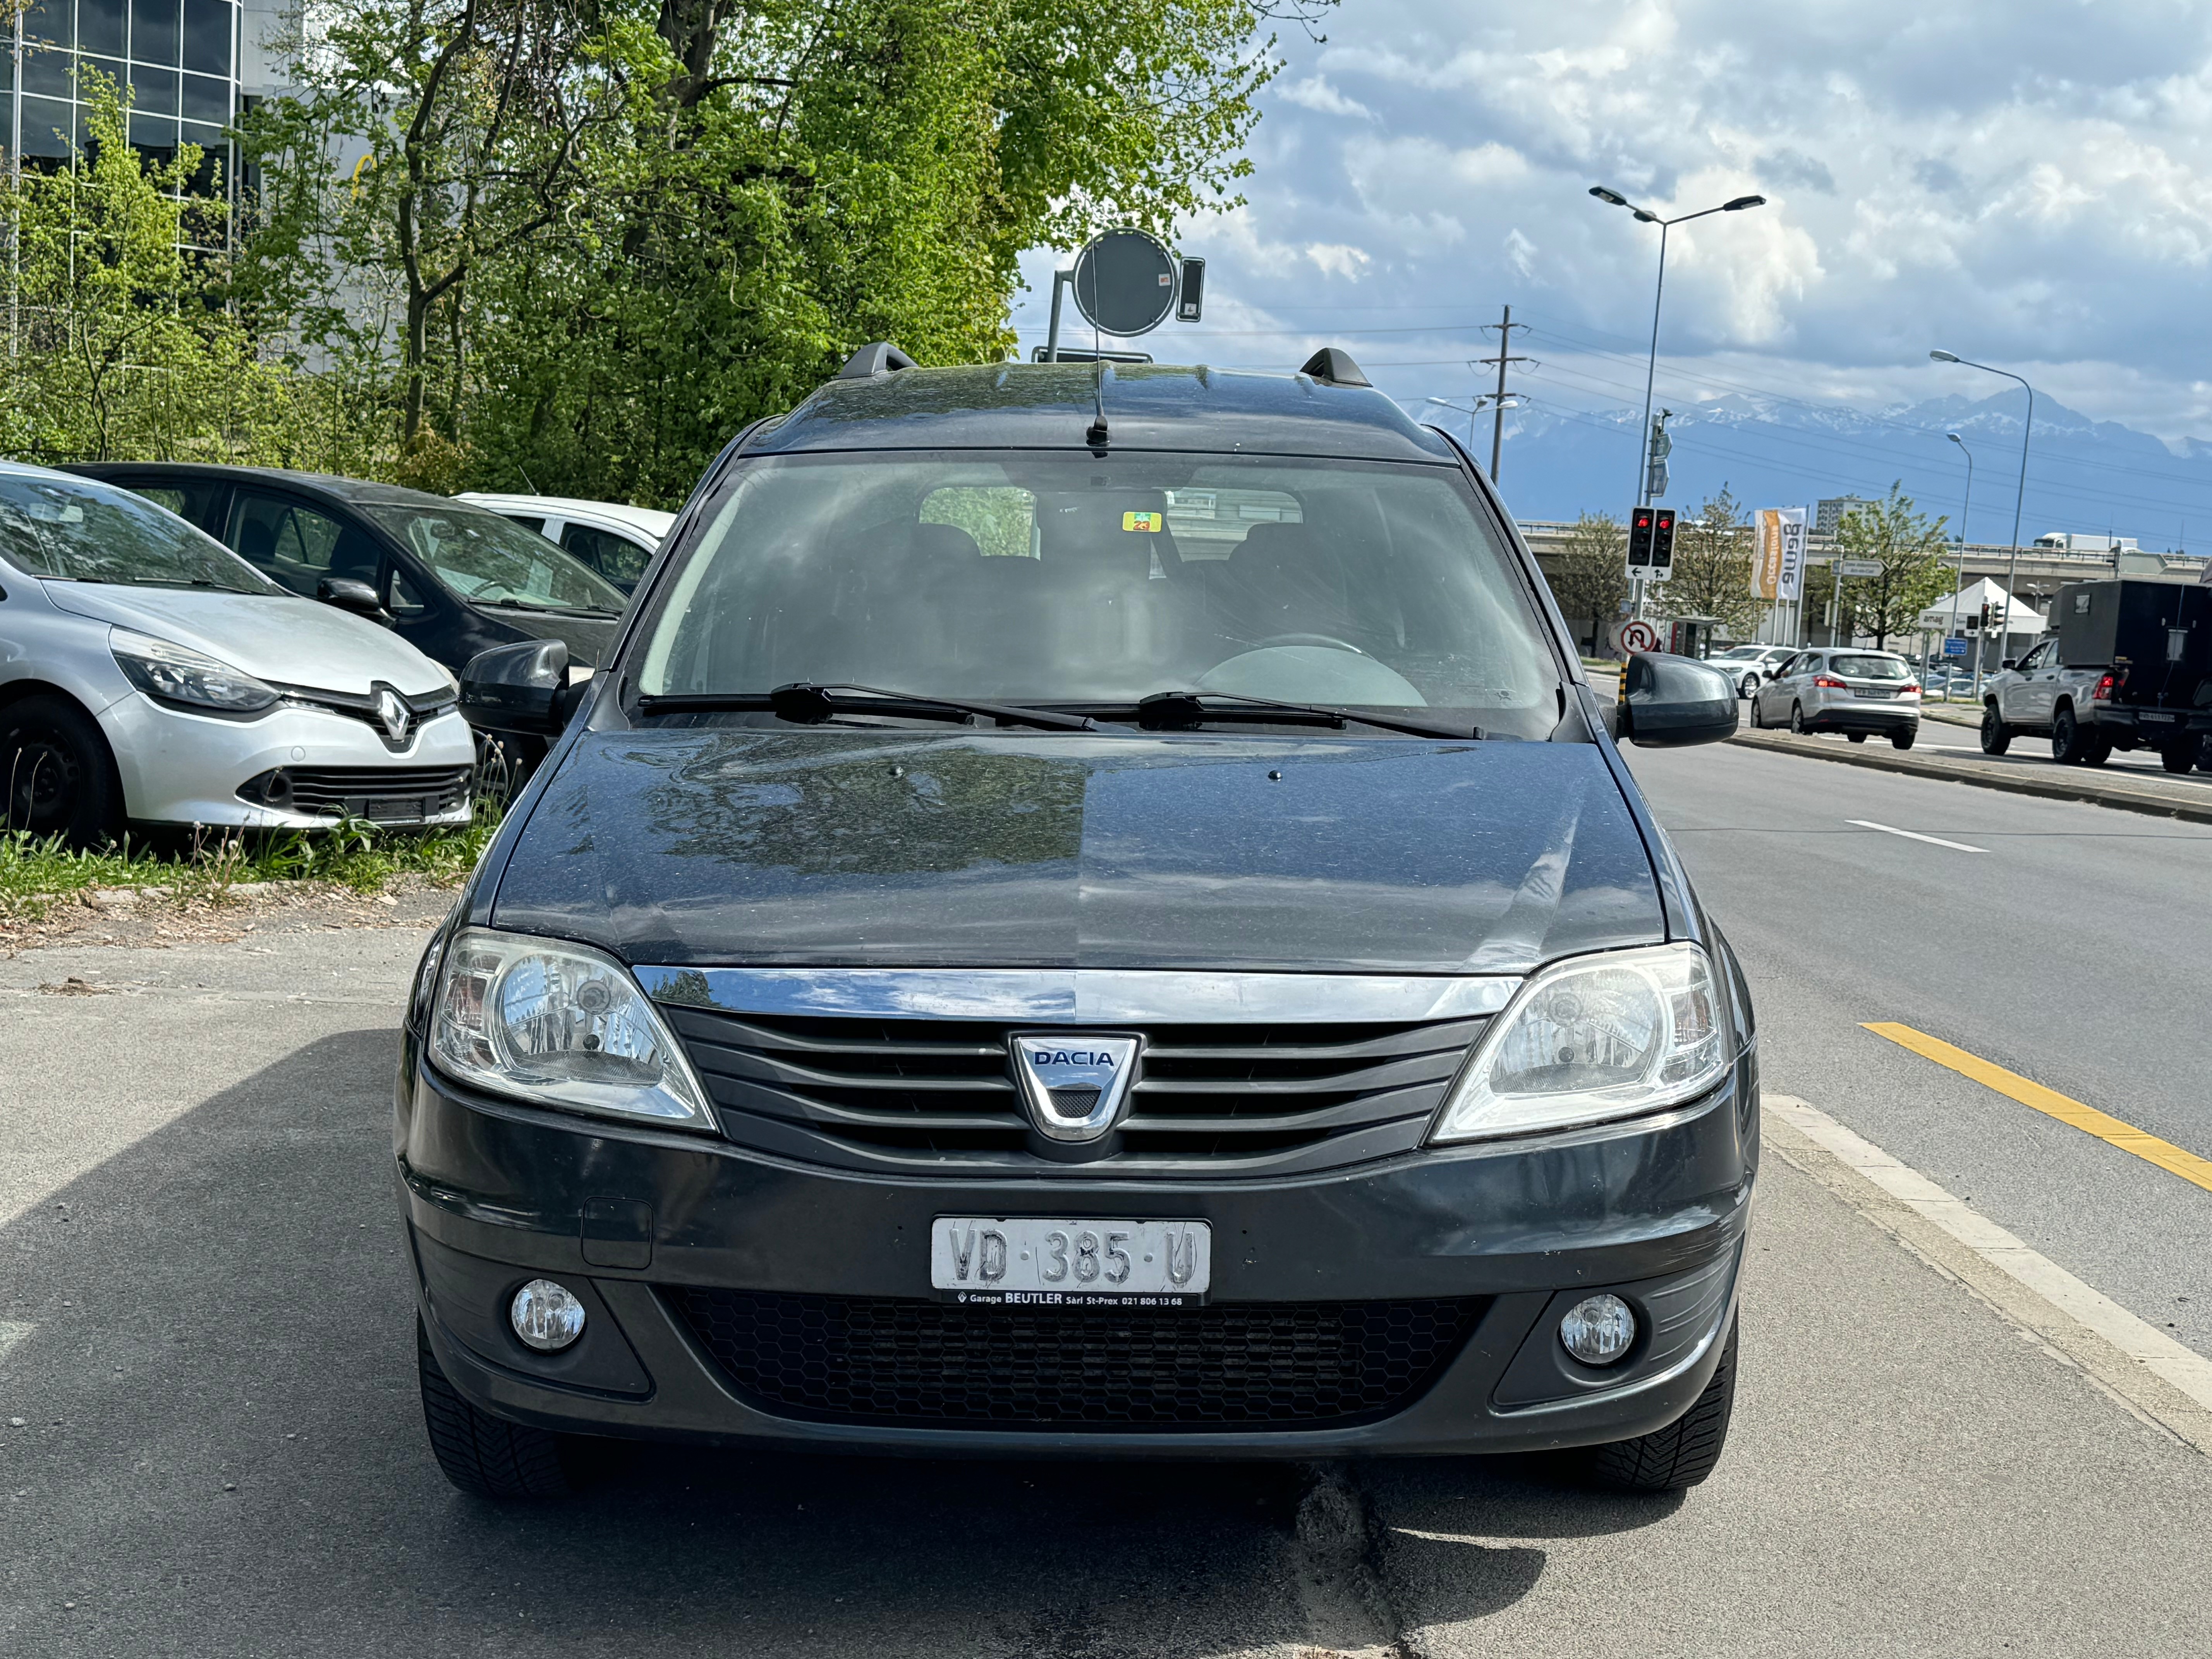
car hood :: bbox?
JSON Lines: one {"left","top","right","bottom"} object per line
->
{"left": 43, "top": 582, "right": 453, "bottom": 699}
{"left": 491, "top": 729, "right": 1666, "bottom": 974}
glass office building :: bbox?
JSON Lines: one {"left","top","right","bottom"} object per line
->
{"left": 7, "top": 0, "right": 244, "bottom": 175}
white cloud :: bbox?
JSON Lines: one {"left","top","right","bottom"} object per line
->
{"left": 1304, "top": 243, "right": 1373, "bottom": 279}
{"left": 1105, "top": 0, "right": 2212, "bottom": 441}
{"left": 1278, "top": 75, "right": 1375, "bottom": 120}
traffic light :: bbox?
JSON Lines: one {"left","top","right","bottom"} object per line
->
{"left": 1628, "top": 507, "right": 1655, "bottom": 567}
{"left": 1650, "top": 508, "right": 1678, "bottom": 574}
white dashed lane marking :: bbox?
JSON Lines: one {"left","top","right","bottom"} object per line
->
{"left": 1846, "top": 818, "right": 1989, "bottom": 854}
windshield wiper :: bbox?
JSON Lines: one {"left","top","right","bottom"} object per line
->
{"left": 637, "top": 682, "right": 1101, "bottom": 733}
{"left": 1128, "top": 690, "right": 1479, "bottom": 742}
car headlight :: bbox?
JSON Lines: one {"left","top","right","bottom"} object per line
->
{"left": 430, "top": 928, "right": 714, "bottom": 1129}
{"left": 110, "top": 627, "right": 278, "bottom": 713}
{"left": 1429, "top": 942, "right": 1729, "bottom": 1143}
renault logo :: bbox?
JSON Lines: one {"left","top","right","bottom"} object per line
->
{"left": 372, "top": 685, "right": 410, "bottom": 745}
{"left": 1010, "top": 1032, "right": 1140, "bottom": 1142}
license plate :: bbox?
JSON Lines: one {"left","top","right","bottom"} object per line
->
{"left": 2142, "top": 711, "right": 2176, "bottom": 723}
{"left": 930, "top": 1217, "right": 1211, "bottom": 1305}
{"left": 1852, "top": 688, "right": 1893, "bottom": 699}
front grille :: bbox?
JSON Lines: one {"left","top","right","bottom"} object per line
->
{"left": 666, "top": 1290, "right": 1485, "bottom": 1430}
{"left": 663, "top": 1006, "right": 1486, "bottom": 1174}
{"left": 237, "top": 764, "right": 472, "bottom": 823}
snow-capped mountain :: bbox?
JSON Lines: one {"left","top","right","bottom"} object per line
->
{"left": 1450, "top": 387, "right": 2212, "bottom": 548}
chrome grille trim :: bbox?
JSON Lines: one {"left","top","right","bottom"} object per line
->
{"left": 637, "top": 967, "right": 1518, "bottom": 1024}
{"left": 661, "top": 1005, "right": 1489, "bottom": 1176}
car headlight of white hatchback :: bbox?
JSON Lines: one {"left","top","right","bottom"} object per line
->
{"left": 110, "top": 627, "right": 278, "bottom": 713}
{"left": 430, "top": 928, "right": 713, "bottom": 1129}
{"left": 1429, "top": 943, "right": 1730, "bottom": 1143}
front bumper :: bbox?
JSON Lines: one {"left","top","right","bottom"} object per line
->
{"left": 394, "top": 1035, "right": 1759, "bottom": 1459}
{"left": 99, "top": 694, "right": 475, "bottom": 828}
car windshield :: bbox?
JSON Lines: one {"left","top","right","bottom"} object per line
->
{"left": 633, "top": 452, "right": 1565, "bottom": 738}
{"left": 1832, "top": 654, "right": 1911, "bottom": 680}
{"left": 0, "top": 475, "right": 276, "bottom": 594}
{"left": 1715, "top": 647, "right": 1764, "bottom": 660}
{"left": 362, "top": 502, "right": 626, "bottom": 614}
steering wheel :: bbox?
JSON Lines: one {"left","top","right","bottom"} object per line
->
{"left": 1254, "top": 634, "right": 1369, "bottom": 656}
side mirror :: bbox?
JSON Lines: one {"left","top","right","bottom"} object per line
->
{"left": 318, "top": 575, "right": 390, "bottom": 623}
{"left": 2000, "top": 658, "right": 2016, "bottom": 670}
{"left": 1617, "top": 652, "right": 1739, "bottom": 748}
{"left": 460, "top": 638, "right": 576, "bottom": 736}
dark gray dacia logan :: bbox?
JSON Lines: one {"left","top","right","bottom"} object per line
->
{"left": 402, "top": 347, "right": 1753, "bottom": 1499}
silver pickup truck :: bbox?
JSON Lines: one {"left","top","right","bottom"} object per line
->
{"left": 1985, "top": 579, "right": 2212, "bottom": 772}
{"left": 1980, "top": 637, "right": 2119, "bottom": 764}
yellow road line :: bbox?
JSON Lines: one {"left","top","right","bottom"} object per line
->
{"left": 1864, "top": 1021, "right": 2212, "bottom": 1197}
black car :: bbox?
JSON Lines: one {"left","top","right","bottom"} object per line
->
{"left": 403, "top": 348, "right": 1754, "bottom": 1499}
{"left": 66, "top": 465, "right": 628, "bottom": 677}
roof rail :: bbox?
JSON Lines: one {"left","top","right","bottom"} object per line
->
{"left": 1299, "top": 348, "right": 1372, "bottom": 388}
{"left": 838, "top": 342, "right": 918, "bottom": 380}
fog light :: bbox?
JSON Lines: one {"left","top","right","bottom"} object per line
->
{"left": 1559, "top": 1294, "right": 1636, "bottom": 1366}
{"left": 509, "top": 1279, "right": 586, "bottom": 1352}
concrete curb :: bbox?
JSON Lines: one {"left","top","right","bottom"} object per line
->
{"left": 1764, "top": 1096, "right": 2212, "bottom": 1457}
{"left": 1726, "top": 727, "right": 2212, "bottom": 825}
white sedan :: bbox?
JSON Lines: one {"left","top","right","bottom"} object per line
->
{"left": 456, "top": 491, "right": 673, "bottom": 595}
{"left": 1709, "top": 644, "right": 1798, "bottom": 699}
{"left": 1, "top": 464, "right": 475, "bottom": 844}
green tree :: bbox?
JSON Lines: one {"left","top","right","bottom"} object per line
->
{"left": 1654, "top": 486, "right": 1761, "bottom": 637}
{"left": 1, "top": 74, "right": 300, "bottom": 465}
{"left": 1544, "top": 513, "right": 1631, "bottom": 653}
{"left": 1832, "top": 483, "right": 1953, "bottom": 647}
{"left": 238, "top": 0, "right": 1319, "bottom": 504}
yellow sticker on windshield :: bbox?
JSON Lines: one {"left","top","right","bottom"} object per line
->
{"left": 1123, "top": 511, "right": 1163, "bottom": 532}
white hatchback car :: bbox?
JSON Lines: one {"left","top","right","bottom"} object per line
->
{"left": 455, "top": 493, "right": 673, "bottom": 595}
{"left": 1, "top": 464, "right": 475, "bottom": 843}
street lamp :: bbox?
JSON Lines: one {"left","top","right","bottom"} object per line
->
{"left": 1947, "top": 431, "right": 1974, "bottom": 701}
{"left": 1590, "top": 185, "right": 1766, "bottom": 619}
{"left": 1589, "top": 186, "right": 1767, "bottom": 509}
{"left": 1426, "top": 393, "right": 1523, "bottom": 477}
{"left": 1425, "top": 396, "right": 1483, "bottom": 455}
{"left": 1931, "top": 350, "right": 2033, "bottom": 680}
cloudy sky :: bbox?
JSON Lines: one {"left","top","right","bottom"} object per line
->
{"left": 1012, "top": 0, "right": 2212, "bottom": 515}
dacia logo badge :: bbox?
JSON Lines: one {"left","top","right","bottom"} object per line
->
{"left": 1010, "top": 1032, "right": 1141, "bottom": 1143}
{"left": 372, "top": 685, "right": 410, "bottom": 744}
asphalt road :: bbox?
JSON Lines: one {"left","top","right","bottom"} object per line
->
{"left": 1624, "top": 737, "right": 2212, "bottom": 1361}
{"left": 6, "top": 854, "right": 2212, "bottom": 1654}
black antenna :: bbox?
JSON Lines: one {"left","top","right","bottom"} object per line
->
{"left": 1088, "top": 359, "right": 1110, "bottom": 447}
{"left": 1087, "top": 275, "right": 1109, "bottom": 445}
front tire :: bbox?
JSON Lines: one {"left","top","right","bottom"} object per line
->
{"left": 417, "top": 1316, "right": 573, "bottom": 1499}
{"left": 1586, "top": 1317, "right": 1738, "bottom": 1492}
{"left": 1981, "top": 703, "right": 2012, "bottom": 755}
{"left": 1, "top": 693, "right": 123, "bottom": 847}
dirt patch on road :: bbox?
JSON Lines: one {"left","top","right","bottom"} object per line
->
{"left": 0, "top": 876, "right": 457, "bottom": 957}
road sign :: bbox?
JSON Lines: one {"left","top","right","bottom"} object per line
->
{"left": 1072, "top": 229, "right": 1179, "bottom": 337}
{"left": 1839, "top": 559, "right": 1882, "bottom": 577}
{"left": 1943, "top": 635, "right": 1968, "bottom": 658}
{"left": 1616, "top": 618, "right": 1663, "bottom": 654}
